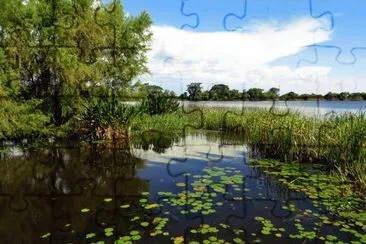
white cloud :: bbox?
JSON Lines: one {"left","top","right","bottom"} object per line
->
{"left": 141, "top": 16, "right": 335, "bottom": 94}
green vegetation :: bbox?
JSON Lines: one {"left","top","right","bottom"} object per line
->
{"left": 251, "top": 160, "right": 366, "bottom": 226}
{"left": 0, "top": 99, "right": 50, "bottom": 140}
{"left": 0, "top": 1, "right": 365, "bottom": 242}
{"left": 141, "top": 85, "right": 180, "bottom": 115}
{"left": 0, "top": 0, "right": 152, "bottom": 139}
{"left": 182, "top": 83, "right": 366, "bottom": 101}
{"left": 63, "top": 164, "right": 365, "bottom": 243}
{"left": 78, "top": 97, "right": 145, "bottom": 141}
{"left": 131, "top": 108, "right": 366, "bottom": 193}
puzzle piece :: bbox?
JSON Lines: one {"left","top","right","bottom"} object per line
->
{"left": 222, "top": 0, "right": 248, "bottom": 32}
{"left": 299, "top": 0, "right": 366, "bottom": 65}
{"left": 152, "top": 133, "right": 309, "bottom": 242}
{"left": 1, "top": 0, "right": 366, "bottom": 243}
{"left": 180, "top": 0, "right": 200, "bottom": 30}
{"left": 180, "top": 0, "right": 250, "bottom": 31}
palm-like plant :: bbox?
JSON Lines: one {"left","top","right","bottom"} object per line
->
{"left": 79, "top": 98, "right": 144, "bottom": 141}
{"left": 142, "top": 90, "right": 180, "bottom": 115}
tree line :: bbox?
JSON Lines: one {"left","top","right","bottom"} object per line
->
{"left": 179, "top": 83, "right": 366, "bottom": 101}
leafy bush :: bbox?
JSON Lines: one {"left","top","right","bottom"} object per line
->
{"left": 79, "top": 98, "right": 144, "bottom": 141}
{"left": 141, "top": 90, "right": 180, "bottom": 115}
{"left": 0, "top": 99, "right": 50, "bottom": 140}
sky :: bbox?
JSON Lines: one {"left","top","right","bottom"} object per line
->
{"left": 118, "top": 0, "right": 366, "bottom": 95}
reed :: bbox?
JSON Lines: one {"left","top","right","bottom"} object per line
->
{"left": 131, "top": 108, "right": 366, "bottom": 192}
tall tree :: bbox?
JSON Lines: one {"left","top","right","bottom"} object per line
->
{"left": 187, "top": 83, "right": 202, "bottom": 101}
{"left": 281, "top": 91, "right": 298, "bottom": 100}
{"left": 338, "top": 92, "right": 350, "bottom": 101}
{"left": 247, "top": 88, "right": 264, "bottom": 101}
{"left": 267, "top": 87, "right": 280, "bottom": 99}
{"left": 325, "top": 92, "right": 336, "bottom": 101}
{"left": 0, "top": 0, "right": 153, "bottom": 125}
{"left": 209, "top": 84, "right": 230, "bottom": 100}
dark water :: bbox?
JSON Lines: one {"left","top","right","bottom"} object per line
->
{"left": 0, "top": 132, "right": 363, "bottom": 243}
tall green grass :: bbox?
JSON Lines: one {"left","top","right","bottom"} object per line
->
{"left": 131, "top": 108, "right": 366, "bottom": 192}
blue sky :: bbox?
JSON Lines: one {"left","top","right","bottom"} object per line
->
{"left": 120, "top": 0, "right": 366, "bottom": 94}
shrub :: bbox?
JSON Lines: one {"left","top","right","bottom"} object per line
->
{"left": 141, "top": 90, "right": 180, "bottom": 115}
{"left": 0, "top": 99, "right": 50, "bottom": 140}
{"left": 78, "top": 98, "right": 144, "bottom": 141}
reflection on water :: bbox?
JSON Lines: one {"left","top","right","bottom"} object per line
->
{"left": 0, "top": 143, "right": 148, "bottom": 242}
{"left": 0, "top": 132, "right": 363, "bottom": 243}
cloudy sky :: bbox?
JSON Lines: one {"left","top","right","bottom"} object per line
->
{"left": 122, "top": 0, "right": 366, "bottom": 95}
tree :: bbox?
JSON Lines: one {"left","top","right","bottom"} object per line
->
{"left": 338, "top": 92, "right": 350, "bottom": 101}
{"left": 127, "top": 81, "right": 149, "bottom": 99}
{"left": 349, "top": 93, "right": 364, "bottom": 101}
{"left": 145, "top": 84, "right": 164, "bottom": 94}
{"left": 281, "top": 92, "right": 298, "bottom": 100}
{"left": 180, "top": 92, "right": 188, "bottom": 100}
{"left": 299, "top": 94, "right": 310, "bottom": 101}
{"left": 247, "top": 88, "right": 264, "bottom": 101}
{"left": 325, "top": 92, "right": 336, "bottom": 101}
{"left": 267, "top": 87, "right": 280, "bottom": 99}
{"left": 209, "top": 84, "right": 230, "bottom": 100}
{"left": 187, "top": 83, "right": 202, "bottom": 101}
{"left": 0, "top": 0, "right": 153, "bottom": 125}
{"left": 230, "top": 89, "right": 241, "bottom": 100}
{"left": 201, "top": 90, "right": 210, "bottom": 101}
{"left": 241, "top": 89, "right": 249, "bottom": 100}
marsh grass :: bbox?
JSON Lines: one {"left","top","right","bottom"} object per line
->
{"left": 131, "top": 108, "right": 366, "bottom": 192}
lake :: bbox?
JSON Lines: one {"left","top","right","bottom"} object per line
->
{"left": 126, "top": 100, "right": 366, "bottom": 117}
{"left": 0, "top": 131, "right": 364, "bottom": 243}
{"left": 183, "top": 100, "right": 366, "bottom": 117}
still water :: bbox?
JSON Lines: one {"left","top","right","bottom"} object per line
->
{"left": 0, "top": 132, "right": 364, "bottom": 243}
{"left": 183, "top": 100, "right": 366, "bottom": 117}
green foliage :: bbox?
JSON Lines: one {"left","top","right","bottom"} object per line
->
{"left": 252, "top": 160, "right": 366, "bottom": 229}
{"left": 141, "top": 90, "right": 180, "bottom": 115}
{"left": 130, "top": 108, "right": 366, "bottom": 192}
{"left": 0, "top": 99, "right": 50, "bottom": 140}
{"left": 131, "top": 113, "right": 188, "bottom": 135}
{"left": 0, "top": 0, "right": 152, "bottom": 125}
{"left": 182, "top": 84, "right": 366, "bottom": 101}
{"left": 247, "top": 88, "right": 265, "bottom": 101}
{"left": 187, "top": 83, "right": 202, "bottom": 101}
{"left": 281, "top": 91, "right": 299, "bottom": 100}
{"left": 78, "top": 98, "right": 144, "bottom": 140}
{"left": 209, "top": 84, "right": 230, "bottom": 100}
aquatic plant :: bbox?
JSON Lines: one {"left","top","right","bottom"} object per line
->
{"left": 78, "top": 98, "right": 145, "bottom": 141}
{"left": 140, "top": 90, "right": 180, "bottom": 115}
{"left": 250, "top": 159, "right": 366, "bottom": 231}
{"left": 65, "top": 164, "right": 366, "bottom": 243}
{"left": 131, "top": 108, "right": 366, "bottom": 192}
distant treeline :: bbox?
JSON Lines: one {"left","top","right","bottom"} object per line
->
{"left": 178, "top": 83, "right": 366, "bottom": 101}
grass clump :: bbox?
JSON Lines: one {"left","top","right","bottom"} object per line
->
{"left": 77, "top": 98, "right": 144, "bottom": 141}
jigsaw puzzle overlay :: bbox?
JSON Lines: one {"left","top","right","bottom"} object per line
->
{"left": 0, "top": 0, "right": 365, "bottom": 243}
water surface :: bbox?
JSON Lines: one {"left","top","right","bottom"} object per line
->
{"left": 0, "top": 132, "right": 364, "bottom": 243}
{"left": 184, "top": 100, "right": 366, "bottom": 117}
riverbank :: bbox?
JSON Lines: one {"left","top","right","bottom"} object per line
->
{"left": 1, "top": 105, "right": 366, "bottom": 194}
{"left": 131, "top": 108, "right": 366, "bottom": 193}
